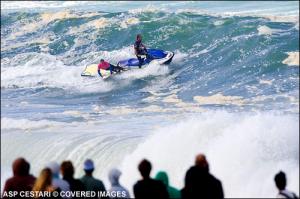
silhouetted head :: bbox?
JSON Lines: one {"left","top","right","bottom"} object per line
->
{"left": 138, "top": 159, "right": 151, "bottom": 179}
{"left": 61, "top": 161, "right": 74, "bottom": 178}
{"left": 136, "top": 34, "right": 142, "bottom": 42}
{"left": 12, "top": 157, "right": 30, "bottom": 176}
{"left": 100, "top": 59, "right": 104, "bottom": 62}
{"left": 155, "top": 171, "right": 169, "bottom": 186}
{"left": 274, "top": 171, "right": 286, "bottom": 191}
{"left": 195, "top": 154, "right": 209, "bottom": 172}
{"left": 109, "top": 168, "right": 122, "bottom": 186}
{"left": 83, "top": 159, "right": 94, "bottom": 175}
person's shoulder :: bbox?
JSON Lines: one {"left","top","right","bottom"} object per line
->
{"left": 279, "top": 190, "right": 299, "bottom": 198}
{"left": 134, "top": 180, "right": 143, "bottom": 188}
{"left": 80, "top": 175, "right": 88, "bottom": 182}
{"left": 208, "top": 173, "right": 222, "bottom": 183}
{"left": 4, "top": 176, "right": 15, "bottom": 183}
{"left": 3, "top": 176, "right": 15, "bottom": 189}
{"left": 153, "top": 179, "right": 166, "bottom": 188}
{"left": 186, "top": 165, "right": 198, "bottom": 174}
{"left": 94, "top": 178, "right": 104, "bottom": 185}
{"left": 29, "top": 174, "right": 36, "bottom": 180}
{"left": 55, "top": 178, "right": 69, "bottom": 185}
{"left": 187, "top": 165, "right": 198, "bottom": 170}
{"left": 75, "top": 178, "right": 84, "bottom": 185}
{"left": 169, "top": 185, "right": 180, "bottom": 192}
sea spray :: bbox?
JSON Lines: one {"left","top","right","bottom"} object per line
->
{"left": 120, "top": 111, "right": 299, "bottom": 197}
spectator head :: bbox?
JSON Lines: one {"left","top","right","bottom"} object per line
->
{"left": 47, "top": 162, "right": 60, "bottom": 178}
{"left": 136, "top": 34, "right": 142, "bottom": 41}
{"left": 61, "top": 161, "right": 74, "bottom": 178}
{"left": 195, "top": 154, "right": 209, "bottom": 171}
{"left": 108, "top": 168, "right": 122, "bottom": 186}
{"left": 100, "top": 59, "right": 104, "bottom": 62}
{"left": 83, "top": 159, "right": 94, "bottom": 175}
{"left": 12, "top": 157, "right": 30, "bottom": 176}
{"left": 138, "top": 159, "right": 152, "bottom": 179}
{"left": 155, "top": 171, "right": 169, "bottom": 187}
{"left": 32, "top": 168, "right": 52, "bottom": 192}
{"left": 274, "top": 171, "right": 287, "bottom": 191}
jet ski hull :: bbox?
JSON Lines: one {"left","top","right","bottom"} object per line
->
{"left": 117, "top": 49, "right": 174, "bottom": 69}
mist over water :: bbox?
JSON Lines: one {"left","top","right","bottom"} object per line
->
{"left": 1, "top": 1, "right": 299, "bottom": 197}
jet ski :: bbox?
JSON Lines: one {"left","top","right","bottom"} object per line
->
{"left": 117, "top": 49, "right": 174, "bottom": 69}
{"left": 81, "top": 49, "right": 174, "bottom": 79}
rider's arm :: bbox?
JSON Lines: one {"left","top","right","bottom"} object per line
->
{"left": 98, "top": 69, "right": 102, "bottom": 77}
{"left": 134, "top": 44, "right": 138, "bottom": 56}
{"left": 141, "top": 43, "right": 147, "bottom": 53}
{"left": 97, "top": 63, "right": 102, "bottom": 77}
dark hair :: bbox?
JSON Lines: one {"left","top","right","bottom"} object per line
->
{"left": 61, "top": 161, "right": 74, "bottom": 177}
{"left": 13, "top": 158, "right": 30, "bottom": 176}
{"left": 100, "top": 59, "right": 104, "bottom": 62}
{"left": 136, "top": 34, "right": 142, "bottom": 40}
{"left": 138, "top": 159, "right": 151, "bottom": 178}
{"left": 274, "top": 171, "right": 286, "bottom": 190}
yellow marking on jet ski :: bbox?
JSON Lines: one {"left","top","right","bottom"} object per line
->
{"left": 81, "top": 64, "right": 98, "bottom": 76}
{"left": 81, "top": 64, "right": 111, "bottom": 78}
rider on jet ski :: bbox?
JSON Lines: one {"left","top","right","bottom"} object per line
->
{"left": 134, "top": 34, "right": 152, "bottom": 68}
{"left": 98, "top": 59, "right": 124, "bottom": 77}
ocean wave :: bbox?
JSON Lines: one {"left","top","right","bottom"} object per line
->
{"left": 1, "top": 117, "right": 73, "bottom": 131}
{"left": 2, "top": 2, "right": 298, "bottom": 24}
{"left": 120, "top": 111, "right": 299, "bottom": 197}
{"left": 0, "top": 53, "right": 114, "bottom": 93}
{"left": 1, "top": 4, "right": 298, "bottom": 109}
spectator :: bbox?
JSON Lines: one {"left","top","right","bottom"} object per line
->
{"left": 155, "top": 171, "right": 181, "bottom": 198}
{"left": 32, "top": 168, "right": 59, "bottom": 198}
{"left": 108, "top": 168, "right": 130, "bottom": 198}
{"left": 274, "top": 171, "right": 298, "bottom": 198}
{"left": 182, "top": 154, "right": 224, "bottom": 199}
{"left": 133, "top": 159, "right": 169, "bottom": 199}
{"left": 61, "top": 161, "right": 85, "bottom": 192}
{"left": 80, "top": 159, "right": 106, "bottom": 197}
{"left": 47, "top": 162, "right": 70, "bottom": 197}
{"left": 2, "top": 158, "right": 36, "bottom": 198}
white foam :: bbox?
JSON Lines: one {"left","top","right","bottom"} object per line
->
{"left": 128, "top": 5, "right": 168, "bottom": 14}
{"left": 193, "top": 93, "right": 245, "bottom": 106}
{"left": 68, "top": 17, "right": 110, "bottom": 35}
{"left": 3, "top": 10, "right": 104, "bottom": 41}
{"left": 2, "top": 1, "right": 298, "bottom": 25}
{"left": 257, "top": 25, "right": 281, "bottom": 36}
{"left": 1, "top": 117, "right": 72, "bottom": 131}
{"left": 172, "top": 50, "right": 188, "bottom": 63}
{"left": 120, "top": 111, "right": 299, "bottom": 197}
{"left": 214, "top": 20, "right": 225, "bottom": 26}
{"left": 120, "top": 17, "right": 140, "bottom": 29}
{"left": 259, "top": 79, "right": 274, "bottom": 85}
{"left": 282, "top": 52, "right": 299, "bottom": 66}
{"left": 0, "top": 53, "right": 114, "bottom": 93}
{"left": 116, "top": 62, "right": 169, "bottom": 80}
{"left": 1, "top": 45, "right": 150, "bottom": 93}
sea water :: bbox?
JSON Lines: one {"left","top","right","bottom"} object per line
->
{"left": 1, "top": 1, "right": 299, "bottom": 197}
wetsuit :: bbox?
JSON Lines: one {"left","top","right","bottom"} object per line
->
{"left": 134, "top": 40, "right": 148, "bottom": 68}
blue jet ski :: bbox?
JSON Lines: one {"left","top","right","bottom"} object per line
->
{"left": 81, "top": 49, "right": 174, "bottom": 79}
{"left": 117, "top": 49, "right": 174, "bottom": 69}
